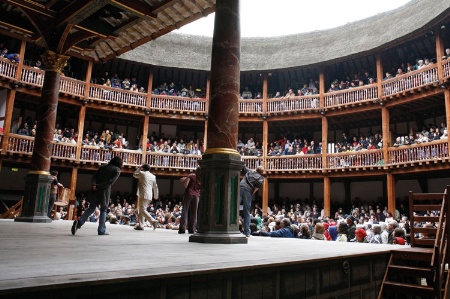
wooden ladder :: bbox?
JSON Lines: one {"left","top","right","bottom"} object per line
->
{"left": 378, "top": 186, "right": 450, "bottom": 299}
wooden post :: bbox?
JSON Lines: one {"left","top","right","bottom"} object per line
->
{"left": 68, "top": 167, "right": 78, "bottom": 220}
{"left": 435, "top": 25, "right": 444, "bottom": 83}
{"left": 203, "top": 78, "right": 210, "bottom": 151}
{"left": 376, "top": 54, "right": 383, "bottom": 99}
{"left": 75, "top": 106, "right": 86, "bottom": 159}
{"left": 262, "top": 119, "right": 268, "bottom": 214}
{"left": 323, "top": 176, "right": 330, "bottom": 217}
{"left": 387, "top": 173, "right": 396, "bottom": 216}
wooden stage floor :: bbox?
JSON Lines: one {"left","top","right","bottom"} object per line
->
{"left": 0, "top": 219, "right": 402, "bottom": 296}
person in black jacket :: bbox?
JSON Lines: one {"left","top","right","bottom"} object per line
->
{"left": 71, "top": 156, "right": 122, "bottom": 236}
{"left": 240, "top": 165, "right": 264, "bottom": 237}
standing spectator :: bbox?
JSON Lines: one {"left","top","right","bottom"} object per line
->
{"left": 178, "top": 166, "right": 201, "bottom": 234}
{"left": 240, "top": 165, "right": 265, "bottom": 237}
{"left": 47, "top": 170, "right": 63, "bottom": 218}
{"left": 71, "top": 156, "right": 122, "bottom": 236}
{"left": 133, "top": 164, "right": 159, "bottom": 230}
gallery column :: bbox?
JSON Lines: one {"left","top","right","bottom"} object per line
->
{"left": 15, "top": 50, "right": 69, "bottom": 223}
{"left": 190, "top": 0, "right": 246, "bottom": 244}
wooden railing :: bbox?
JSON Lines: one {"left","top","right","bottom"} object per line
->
{"left": 326, "top": 149, "right": 384, "bottom": 169}
{"left": 60, "top": 76, "right": 86, "bottom": 97}
{"left": 388, "top": 139, "right": 448, "bottom": 164}
{"left": 266, "top": 155, "right": 322, "bottom": 171}
{"left": 145, "top": 152, "right": 201, "bottom": 169}
{"left": 443, "top": 59, "right": 450, "bottom": 79}
{"left": 0, "top": 58, "right": 18, "bottom": 80}
{"left": 242, "top": 156, "right": 264, "bottom": 170}
{"left": 324, "top": 85, "right": 378, "bottom": 108}
{"left": 150, "top": 95, "right": 206, "bottom": 113}
{"left": 239, "top": 99, "right": 263, "bottom": 114}
{"left": 20, "top": 66, "right": 44, "bottom": 86}
{"left": 382, "top": 65, "right": 438, "bottom": 97}
{"left": 267, "top": 95, "right": 320, "bottom": 113}
{"left": 89, "top": 84, "right": 148, "bottom": 107}
{"left": 4, "top": 134, "right": 450, "bottom": 172}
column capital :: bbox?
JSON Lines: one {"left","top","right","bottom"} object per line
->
{"left": 40, "top": 50, "right": 69, "bottom": 74}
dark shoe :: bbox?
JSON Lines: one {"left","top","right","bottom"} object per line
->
{"left": 188, "top": 230, "right": 194, "bottom": 234}
{"left": 98, "top": 232, "right": 110, "bottom": 235}
{"left": 178, "top": 229, "right": 185, "bottom": 234}
{"left": 71, "top": 220, "right": 78, "bottom": 235}
{"left": 134, "top": 226, "right": 144, "bottom": 230}
{"left": 152, "top": 220, "right": 158, "bottom": 230}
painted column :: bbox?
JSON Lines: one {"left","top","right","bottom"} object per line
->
{"left": 190, "top": 0, "right": 246, "bottom": 244}
{"left": 15, "top": 50, "right": 69, "bottom": 223}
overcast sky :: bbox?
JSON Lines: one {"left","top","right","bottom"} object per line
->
{"left": 176, "top": 0, "right": 412, "bottom": 37}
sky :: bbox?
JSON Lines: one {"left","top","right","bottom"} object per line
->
{"left": 176, "top": 0, "right": 412, "bottom": 37}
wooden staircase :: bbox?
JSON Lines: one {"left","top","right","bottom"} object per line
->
{"left": 378, "top": 186, "right": 450, "bottom": 299}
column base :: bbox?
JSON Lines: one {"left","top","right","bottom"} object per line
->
{"left": 15, "top": 173, "right": 52, "bottom": 223}
{"left": 189, "top": 231, "right": 247, "bottom": 244}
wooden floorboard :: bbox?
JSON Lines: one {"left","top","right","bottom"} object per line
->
{"left": 0, "top": 219, "right": 398, "bottom": 293}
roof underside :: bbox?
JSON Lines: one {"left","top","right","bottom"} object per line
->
{"left": 0, "top": 0, "right": 216, "bottom": 62}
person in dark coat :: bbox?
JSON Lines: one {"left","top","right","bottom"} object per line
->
{"left": 71, "top": 156, "right": 122, "bottom": 235}
{"left": 258, "top": 218, "right": 294, "bottom": 238}
{"left": 240, "top": 165, "right": 265, "bottom": 237}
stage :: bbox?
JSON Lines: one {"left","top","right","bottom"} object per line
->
{"left": 0, "top": 219, "right": 403, "bottom": 299}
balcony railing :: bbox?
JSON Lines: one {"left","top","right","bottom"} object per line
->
{"left": 89, "top": 84, "right": 147, "bottom": 107}
{"left": 3, "top": 134, "right": 449, "bottom": 172}
{"left": 60, "top": 77, "right": 86, "bottom": 97}
{"left": 382, "top": 65, "right": 438, "bottom": 97}
{"left": 326, "top": 149, "right": 384, "bottom": 170}
{"left": 242, "top": 156, "right": 264, "bottom": 170}
{"left": 145, "top": 152, "right": 201, "bottom": 170}
{"left": 266, "top": 155, "right": 322, "bottom": 171}
{"left": 443, "top": 59, "right": 450, "bottom": 79}
{"left": 20, "top": 66, "right": 44, "bottom": 86}
{"left": 0, "top": 58, "right": 18, "bottom": 80}
{"left": 388, "top": 140, "right": 448, "bottom": 165}
{"left": 150, "top": 95, "right": 206, "bottom": 113}
{"left": 239, "top": 99, "right": 263, "bottom": 114}
{"left": 267, "top": 95, "right": 320, "bottom": 113}
{"left": 324, "top": 85, "right": 378, "bottom": 108}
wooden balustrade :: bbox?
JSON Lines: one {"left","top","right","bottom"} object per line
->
{"left": 0, "top": 58, "right": 18, "bottom": 80}
{"left": 150, "top": 95, "right": 206, "bottom": 112}
{"left": 145, "top": 152, "right": 201, "bottom": 169}
{"left": 266, "top": 155, "right": 322, "bottom": 171}
{"left": 52, "top": 142, "right": 77, "bottom": 160}
{"left": 238, "top": 99, "right": 263, "bottom": 114}
{"left": 60, "top": 77, "right": 86, "bottom": 97}
{"left": 324, "top": 85, "right": 378, "bottom": 108}
{"left": 7, "top": 134, "right": 34, "bottom": 154}
{"left": 89, "top": 84, "right": 147, "bottom": 107}
{"left": 3, "top": 134, "right": 450, "bottom": 172}
{"left": 388, "top": 140, "right": 448, "bottom": 164}
{"left": 382, "top": 65, "right": 438, "bottom": 97}
{"left": 20, "top": 66, "right": 44, "bottom": 86}
{"left": 443, "top": 59, "right": 450, "bottom": 79}
{"left": 242, "top": 156, "right": 264, "bottom": 170}
{"left": 267, "top": 95, "right": 320, "bottom": 113}
{"left": 326, "top": 149, "right": 384, "bottom": 169}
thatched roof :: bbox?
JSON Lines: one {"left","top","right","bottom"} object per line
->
{"left": 119, "top": 0, "right": 450, "bottom": 71}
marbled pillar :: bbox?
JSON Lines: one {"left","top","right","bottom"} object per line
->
{"left": 15, "top": 50, "right": 69, "bottom": 223}
{"left": 190, "top": 0, "right": 246, "bottom": 244}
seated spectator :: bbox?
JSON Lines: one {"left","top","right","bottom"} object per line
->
{"left": 311, "top": 223, "right": 326, "bottom": 240}
{"left": 354, "top": 228, "right": 368, "bottom": 243}
{"left": 256, "top": 218, "right": 295, "bottom": 238}
{"left": 6, "top": 53, "right": 20, "bottom": 63}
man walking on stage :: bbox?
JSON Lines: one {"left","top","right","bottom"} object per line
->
{"left": 71, "top": 156, "right": 122, "bottom": 236}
